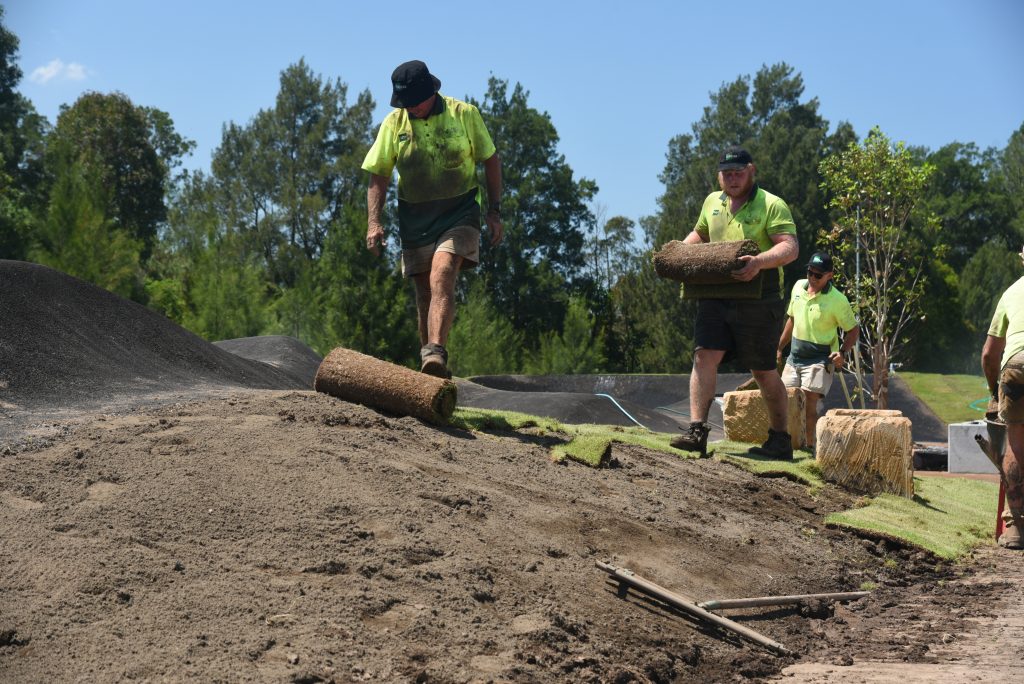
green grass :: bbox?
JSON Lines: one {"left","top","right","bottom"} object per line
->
{"left": 450, "top": 406, "right": 999, "bottom": 559}
{"left": 826, "top": 476, "right": 998, "bottom": 559}
{"left": 898, "top": 371, "right": 989, "bottom": 424}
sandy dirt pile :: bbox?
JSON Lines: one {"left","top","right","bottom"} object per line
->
{"left": 1, "top": 261, "right": 1017, "bottom": 682}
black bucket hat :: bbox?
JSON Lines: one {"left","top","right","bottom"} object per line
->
{"left": 718, "top": 146, "right": 753, "bottom": 171}
{"left": 807, "top": 251, "right": 834, "bottom": 273}
{"left": 390, "top": 60, "right": 441, "bottom": 108}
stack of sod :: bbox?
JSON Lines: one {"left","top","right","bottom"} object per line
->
{"left": 722, "top": 387, "right": 805, "bottom": 449}
{"left": 314, "top": 347, "right": 457, "bottom": 425}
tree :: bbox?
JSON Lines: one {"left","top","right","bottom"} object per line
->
{"left": 47, "top": 92, "right": 191, "bottom": 258}
{"left": 0, "top": 8, "right": 47, "bottom": 259}
{"left": 819, "top": 128, "right": 938, "bottom": 408}
{"left": 472, "top": 78, "right": 598, "bottom": 343}
{"left": 585, "top": 211, "right": 638, "bottom": 292}
{"left": 525, "top": 295, "right": 606, "bottom": 374}
{"left": 31, "top": 140, "right": 142, "bottom": 297}
{"left": 446, "top": 279, "right": 523, "bottom": 376}
{"left": 961, "top": 239, "right": 1022, "bottom": 344}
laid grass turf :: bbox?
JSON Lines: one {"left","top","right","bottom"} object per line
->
{"left": 898, "top": 371, "right": 990, "bottom": 424}
{"left": 451, "top": 406, "right": 999, "bottom": 558}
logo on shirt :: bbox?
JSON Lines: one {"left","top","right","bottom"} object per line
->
{"left": 712, "top": 209, "right": 720, "bottom": 216}
{"left": 398, "top": 133, "right": 410, "bottom": 142}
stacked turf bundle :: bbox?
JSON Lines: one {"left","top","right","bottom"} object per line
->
{"left": 652, "top": 239, "right": 762, "bottom": 299}
{"left": 314, "top": 347, "right": 457, "bottom": 425}
{"left": 722, "top": 387, "right": 805, "bottom": 449}
{"left": 815, "top": 409, "right": 914, "bottom": 497}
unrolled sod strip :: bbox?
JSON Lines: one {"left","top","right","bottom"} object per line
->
{"left": 314, "top": 346, "right": 457, "bottom": 425}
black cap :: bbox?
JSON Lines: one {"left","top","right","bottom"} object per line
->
{"left": 390, "top": 60, "right": 441, "bottom": 108}
{"left": 718, "top": 146, "right": 753, "bottom": 171}
{"left": 807, "top": 251, "right": 834, "bottom": 273}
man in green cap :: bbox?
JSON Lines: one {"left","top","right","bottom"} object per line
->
{"left": 776, "top": 251, "right": 860, "bottom": 453}
{"left": 362, "top": 60, "right": 503, "bottom": 378}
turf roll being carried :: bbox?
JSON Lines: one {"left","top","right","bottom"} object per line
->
{"left": 652, "top": 239, "right": 760, "bottom": 284}
{"left": 653, "top": 239, "right": 763, "bottom": 299}
{"left": 314, "top": 347, "right": 457, "bottom": 425}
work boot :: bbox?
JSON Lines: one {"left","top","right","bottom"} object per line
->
{"left": 420, "top": 343, "right": 451, "bottom": 379}
{"left": 998, "top": 509, "right": 1024, "bottom": 550}
{"left": 670, "top": 422, "right": 711, "bottom": 457}
{"left": 748, "top": 428, "right": 794, "bottom": 460}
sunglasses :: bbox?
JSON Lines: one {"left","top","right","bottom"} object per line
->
{"left": 807, "top": 270, "right": 827, "bottom": 279}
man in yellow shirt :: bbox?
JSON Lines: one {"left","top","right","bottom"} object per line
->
{"left": 982, "top": 249, "right": 1024, "bottom": 550}
{"left": 362, "top": 60, "right": 503, "bottom": 377}
{"left": 777, "top": 252, "right": 860, "bottom": 453}
{"left": 670, "top": 146, "right": 799, "bottom": 458}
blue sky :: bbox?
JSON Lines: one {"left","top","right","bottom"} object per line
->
{"left": 7, "top": 0, "right": 1024, "bottom": 230}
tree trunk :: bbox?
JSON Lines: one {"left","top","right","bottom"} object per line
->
{"left": 872, "top": 343, "right": 889, "bottom": 409}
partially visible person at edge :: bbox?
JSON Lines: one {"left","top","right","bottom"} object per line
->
{"left": 670, "top": 146, "right": 799, "bottom": 459}
{"left": 362, "top": 60, "right": 503, "bottom": 378}
{"left": 981, "top": 247, "right": 1024, "bottom": 550}
{"left": 776, "top": 251, "right": 860, "bottom": 454}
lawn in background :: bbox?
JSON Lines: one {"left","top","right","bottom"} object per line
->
{"left": 898, "top": 371, "right": 989, "bottom": 424}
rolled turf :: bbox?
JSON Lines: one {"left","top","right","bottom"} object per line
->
{"left": 314, "top": 347, "right": 457, "bottom": 425}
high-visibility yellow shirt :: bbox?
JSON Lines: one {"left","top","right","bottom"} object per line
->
{"left": 988, "top": 276, "right": 1024, "bottom": 369}
{"left": 362, "top": 95, "right": 496, "bottom": 248}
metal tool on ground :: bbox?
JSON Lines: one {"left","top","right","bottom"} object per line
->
{"left": 697, "top": 591, "right": 869, "bottom": 611}
{"left": 595, "top": 561, "right": 792, "bottom": 656}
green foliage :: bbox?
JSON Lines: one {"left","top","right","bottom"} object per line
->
{"left": 960, "top": 238, "right": 1022, "bottom": 338}
{"left": 31, "top": 142, "right": 142, "bottom": 297}
{"left": 447, "top": 279, "right": 523, "bottom": 375}
{"left": 610, "top": 257, "right": 696, "bottom": 373}
{"left": 472, "top": 78, "right": 597, "bottom": 343}
{"left": 48, "top": 91, "right": 183, "bottom": 255}
{"left": 819, "top": 128, "right": 937, "bottom": 405}
{"left": 525, "top": 295, "right": 606, "bottom": 374}
{"left": 0, "top": 8, "right": 47, "bottom": 260}
{"left": 182, "top": 234, "right": 270, "bottom": 340}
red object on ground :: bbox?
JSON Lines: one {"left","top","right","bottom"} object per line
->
{"left": 996, "top": 480, "right": 1006, "bottom": 540}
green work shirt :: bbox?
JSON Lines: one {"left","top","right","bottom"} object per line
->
{"left": 362, "top": 95, "right": 496, "bottom": 249}
{"left": 786, "top": 279, "right": 858, "bottom": 366}
{"left": 694, "top": 185, "right": 797, "bottom": 297}
{"left": 988, "top": 276, "right": 1024, "bottom": 369}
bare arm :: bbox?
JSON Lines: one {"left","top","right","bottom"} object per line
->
{"left": 732, "top": 233, "right": 799, "bottom": 282}
{"left": 366, "top": 173, "right": 388, "bottom": 256}
{"left": 983, "top": 334, "right": 1006, "bottom": 397}
{"left": 682, "top": 229, "right": 707, "bottom": 245}
{"left": 482, "top": 153, "right": 504, "bottom": 246}
{"left": 829, "top": 325, "right": 860, "bottom": 369}
{"left": 777, "top": 316, "right": 794, "bottom": 366}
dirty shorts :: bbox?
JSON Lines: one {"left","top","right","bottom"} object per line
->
{"left": 401, "top": 225, "right": 480, "bottom": 277}
{"left": 782, "top": 361, "right": 834, "bottom": 396}
{"left": 999, "top": 352, "right": 1024, "bottom": 424}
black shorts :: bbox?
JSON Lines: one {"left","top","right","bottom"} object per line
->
{"left": 694, "top": 296, "right": 786, "bottom": 371}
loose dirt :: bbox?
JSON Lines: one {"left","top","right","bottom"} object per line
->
{"left": 1, "top": 389, "right": 1007, "bottom": 683}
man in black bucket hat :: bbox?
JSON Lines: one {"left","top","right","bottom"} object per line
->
{"left": 362, "top": 60, "right": 503, "bottom": 378}
{"left": 669, "top": 145, "right": 800, "bottom": 458}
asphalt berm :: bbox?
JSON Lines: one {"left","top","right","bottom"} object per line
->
{"left": 1, "top": 260, "right": 1017, "bottom": 682}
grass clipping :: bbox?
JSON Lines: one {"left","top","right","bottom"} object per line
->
{"left": 314, "top": 347, "right": 457, "bottom": 425}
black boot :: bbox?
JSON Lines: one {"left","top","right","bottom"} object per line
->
{"left": 748, "top": 428, "right": 794, "bottom": 460}
{"left": 670, "top": 422, "right": 711, "bottom": 457}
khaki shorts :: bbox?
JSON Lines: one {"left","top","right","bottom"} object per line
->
{"left": 781, "top": 361, "right": 834, "bottom": 396}
{"left": 401, "top": 225, "right": 480, "bottom": 277}
{"left": 999, "top": 352, "right": 1024, "bottom": 424}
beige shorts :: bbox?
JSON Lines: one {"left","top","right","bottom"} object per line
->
{"left": 999, "top": 352, "right": 1024, "bottom": 424}
{"left": 401, "top": 225, "right": 480, "bottom": 277}
{"left": 781, "top": 362, "right": 833, "bottom": 396}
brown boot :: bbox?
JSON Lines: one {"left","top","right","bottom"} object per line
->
{"left": 999, "top": 509, "right": 1024, "bottom": 550}
{"left": 420, "top": 343, "right": 451, "bottom": 379}
{"left": 670, "top": 422, "right": 711, "bottom": 457}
